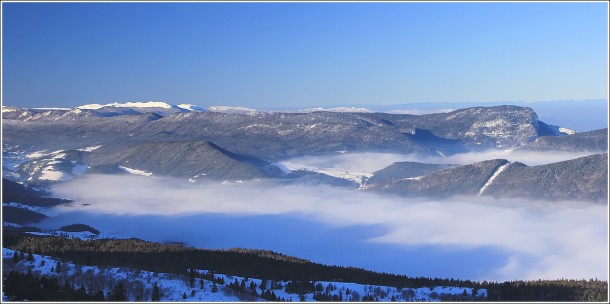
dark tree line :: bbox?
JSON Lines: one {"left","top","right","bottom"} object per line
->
{"left": 482, "top": 279, "right": 608, "bottom": 302}
{"left": 4, "top": 232, "right": 474, "bottom": 289}
{"left": 2, "top": 271, "right": 105, "bottom": 301}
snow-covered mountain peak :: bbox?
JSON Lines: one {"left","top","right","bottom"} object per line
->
{"left": 77, "top": 101, "right": 173, "bottom": 110}
{"left": 2, "top": 106, "right": 18, "bottom": 113}
{"left": 177, "top": 104, "right": 205, "bottom": 111}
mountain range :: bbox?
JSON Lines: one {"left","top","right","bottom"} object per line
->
{"left": 2, "top": 102, "right": 608, "bottom": 202}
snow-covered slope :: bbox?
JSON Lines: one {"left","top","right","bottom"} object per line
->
{"left": 75, "top": 101, "right": 199, "bottom": 116}
{"left": 77, "top": 101, "right": 173, "bottom": 110}
{"left": 207, "top": 106, "right": 258, "bottom": 115}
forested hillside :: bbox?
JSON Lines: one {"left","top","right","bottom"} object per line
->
{"left": 3, "top": 230, "right": 607, "bottom": 302}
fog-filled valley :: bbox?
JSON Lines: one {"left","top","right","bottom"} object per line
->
{"left": 44, "top": 168, "right": 607, "bottom": 282}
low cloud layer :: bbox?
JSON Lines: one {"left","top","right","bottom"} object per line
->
{"left": 50, "top": 174, "right": 608, "bottom": 282}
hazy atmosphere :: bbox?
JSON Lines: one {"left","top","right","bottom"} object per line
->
{"left": 2, "top": 2, "right": 608, "bottom": 108}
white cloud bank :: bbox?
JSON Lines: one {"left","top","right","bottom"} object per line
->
{"left": 51, "top": 174, "right": 608, "bottom": 282}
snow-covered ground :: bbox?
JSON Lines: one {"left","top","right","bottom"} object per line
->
{"left": 2, "top": 248, "right": 240, "bottom": 302}
{"left": 2, "top": 247, "right": 486, "bottom": 302}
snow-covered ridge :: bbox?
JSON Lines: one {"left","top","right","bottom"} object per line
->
{"left": 207, "top": 106, "right": 258, "bottom": 115}
{"left": 299, "top": 107, "right": 372, "bottom": 113}
{"left": 31, "top": 107, "right": 71, "bottom": 110}
{"left": 177, "top": 104, "right": 205, "bottom": 111}
{"left": 2, "top": 105, "right": 18, "bottom": 113}
{"left": 77, "top": 101, "right": 173, "bottom": 110}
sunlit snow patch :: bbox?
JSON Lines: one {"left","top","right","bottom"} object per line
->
{"left": 119, "top": 166, "right": 153, "bottom": 177}
{"left": 26, "top": 150, "right": 48, "bottom": 159}
{"left": 559, "top": 127, "right": 576, "bottom": 135}
{"left": 39, "top": 168, "right": 67, "bottom": 181}
{"left": 77, "top": 145, "right": 102, "bottom": 152}
{"left": 478, "top": 162, "right": 511, "bottom": 196}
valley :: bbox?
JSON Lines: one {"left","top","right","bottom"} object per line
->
{"left": 2, "top": 102, "right": 608, "bottom": 301}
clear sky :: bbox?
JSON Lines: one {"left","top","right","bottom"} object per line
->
{"left": 1, "top": 2, "right": 608, "bottom": 108}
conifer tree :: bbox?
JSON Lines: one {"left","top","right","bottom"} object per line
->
{"left": 152, "top": 283, "right": 161, "bottom": 301}
{"left": 189, "top": 268, "right": 195, "bottom": 288}
{"left": 109, "top": 282, "right": 127, "bottom": 301}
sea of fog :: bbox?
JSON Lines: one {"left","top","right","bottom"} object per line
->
{"left": 39, "top": 150, "right": 608, "bottom": 282}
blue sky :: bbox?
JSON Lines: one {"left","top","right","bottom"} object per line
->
{"left": 2, "top": 2, "right": 608, "bottom": 108}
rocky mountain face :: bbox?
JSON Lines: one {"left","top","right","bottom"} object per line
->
{"left": 519, "top": 128, "right": 608, "bottom": 152}
{"left": 367, "top": 154, "right": 608, "bottom": 202}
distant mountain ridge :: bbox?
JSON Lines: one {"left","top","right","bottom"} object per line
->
{"left": 519, "top": 128, "right": 608, "bottom": 152}
{"left": 4, "top": 104, "right": 585, "bottom": 159}
{"left": 3, "top": 103, "right": 608, "bottom": 201}
{"left": 85, "top": 141, "right": 286, "bottom": 181}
